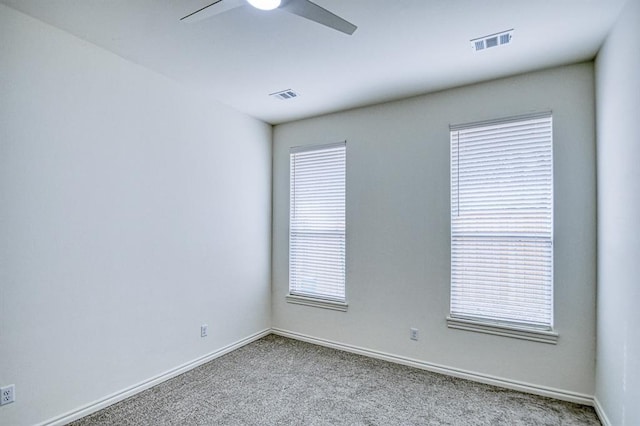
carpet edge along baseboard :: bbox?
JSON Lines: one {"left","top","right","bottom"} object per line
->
{"left": 37, "top": 329, "right": 272, "bottom": 426}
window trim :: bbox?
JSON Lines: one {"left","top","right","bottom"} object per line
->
{"left": 286, "top": 294, "right": 348, "bottom": 312}
{"left": 446, "top": 316, "right": 558, "bottom": 344}
{"left": 288, "top": 141, "right": 347, "bottom": 309}
{"left": 448, "top": 112, "right": 555, "bottom": 340}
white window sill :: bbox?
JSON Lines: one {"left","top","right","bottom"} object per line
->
{"left": 446, "top": 317, "right": 558, "bottom": 344}
{"left": 286, "top": 295, "right": 348, "bottom": 312}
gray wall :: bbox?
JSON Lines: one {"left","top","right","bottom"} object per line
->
{"left": 7, "top": 0, "right": 633, "bottom": 422}
{"left": 595, "top": 0, "right": 640, "bottom": 424}
{"left": 0, "top": 6, "right": 271, "bottom": 425}
{"left": 272, "top": 63, "right": 597, "bottom": 398}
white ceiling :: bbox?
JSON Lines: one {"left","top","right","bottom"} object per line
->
{"left": 2, "top": 0, "right": 627, "bottom": 124}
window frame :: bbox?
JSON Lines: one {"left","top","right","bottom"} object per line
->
{"left": 287, "top": 141, "right": 347, "bottom": 311}
{"left": 446, "top": 112, "right": 557, "bottom": 343}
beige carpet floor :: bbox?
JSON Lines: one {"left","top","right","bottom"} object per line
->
{"left": 70, "top": 334, "right": 600, "bottom": 425}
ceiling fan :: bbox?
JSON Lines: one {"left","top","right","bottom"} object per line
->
{"left": 180, "top": 0, "right": 357, "bottom": 35}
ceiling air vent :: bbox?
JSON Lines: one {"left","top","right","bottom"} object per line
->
{"left": 471, "top": 29, "right": 513, "bottom": 52}
{"left": 270, "top": 89, "right": 299, "bottom": 100}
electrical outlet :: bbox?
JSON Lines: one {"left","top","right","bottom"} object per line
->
{"left": 200, "top": 324, "right": 208, "bottom": 338}
{"left": 410, "top": 328, "right": 419, "bottom": 341}
{"left": 1, "top": 384, "right": 15, "bottom": 406}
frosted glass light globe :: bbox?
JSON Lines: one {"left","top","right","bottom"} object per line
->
{"left": 247, "top": 0, "right": 281, "bottom": 10}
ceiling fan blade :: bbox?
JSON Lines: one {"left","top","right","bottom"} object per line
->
{"left": 280, "top": 0, "right": 357, "bottom": 35}
{"left": 180, "top": 0, "right": 245, "bottom": 23}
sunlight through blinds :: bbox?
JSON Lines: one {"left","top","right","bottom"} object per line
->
{"left": 290, "top": 142, "right": 346, "bottom": 302}
{"left": 450, "top": 113, "right": 553, "bottom": 329}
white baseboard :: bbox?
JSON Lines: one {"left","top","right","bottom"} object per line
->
{"left": 38, "top": 329, "right": 271, "bottom": 426}
{"left": 39, "top": 328, "right": 606, "bottom": 426}
{"left": 271, "top": 328, "right": 595, "bottom": 406}
{"left": 593, "top": 397, "right": 612, "bottom": 426}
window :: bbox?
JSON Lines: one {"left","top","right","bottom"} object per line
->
{"left": 288, "top": 142, "right": 346, "bottom": 310}
{"left": 448, "top": 113, "right": 556, "bottom": 343}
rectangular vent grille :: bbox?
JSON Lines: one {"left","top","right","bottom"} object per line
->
{"left": 270, "top": 89, "right": 299, "bottom": 100}
{"left": 471, "top": 29, "right": 513, "bottom": 52}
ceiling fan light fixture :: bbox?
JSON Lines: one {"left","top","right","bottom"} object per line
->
{"left": 247, "top": 0, "right": 282, "bottom": 11}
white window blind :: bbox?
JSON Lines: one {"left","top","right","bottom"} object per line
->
{"left": 450, "top": 113, "right": 553, "bottom": 330}
{"left": 289, "top": 142, "right": 346, "bottom": 302}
